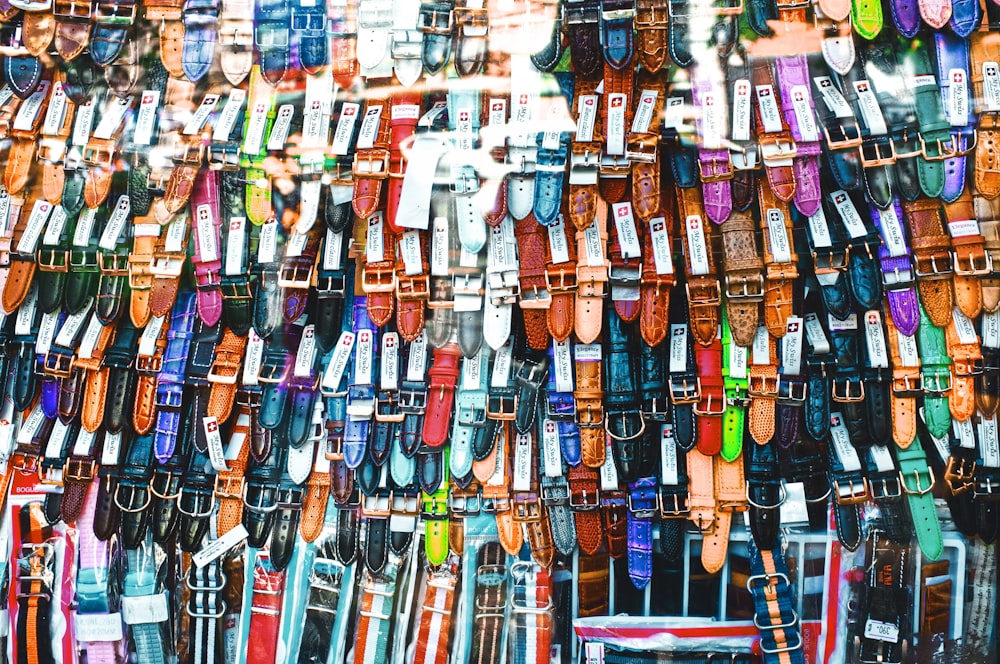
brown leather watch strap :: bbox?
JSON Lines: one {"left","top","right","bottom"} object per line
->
{"left": 751, "top": 57, "right": 797, "bottom": 203}
{"left": 4, "top": 79, "right": 50, "bottom": 196}
{"left": 945, "top": 310, "right": 981, "bottom": 423}
{"left": 206, "top": 329, "right": 248, "bottom": 423}
{"left": 144, "top": 0, "right": 185, "bottom": 78}
{"left": 574, "top": 342, "right": 605, "bottom": 468}
{"left": 629, "top": 75, "right": 666, "bottom": 221}
{"left": 545, "top": 214, "right": 577, "bottom": 343}
{"left": 395, "top": 230, "right": 430, "bottom": 341}
{"left": 300, "top": 468, "right": 331, "bottom": 543}
{"left": 974, "top": 195, "right": 1000, "bottom": 313}
{"left": 720, "top": 210, "right": 764, "bottom": 347}
{"left": 757, "top": 182, "right": 798, "bottom": 337}
{"left": 148, "top": 217, "right": 188, "bottom": 318}
{"left": 748, "top": 330, "right": 778, "bottom": 445}
{"left": 568, "top": 464, "right": 603, "bottom": 554}
{"left": 568, "top": 77, "right": 602, "bottom": 232}
{"left": 575, "top": 205, "right": 608, "bottom": 344}
{"left": 971, "top": 32, "right": 1000, "bottom": 199}
{"left": 133, "top": 314, "right": 169, "bottom": 434}
{"left": 23, "top": 8, "right": 56, "bottom": 57}
{"left": 216, "top": 406, "right": 251, "bottom": 536}
{"left": 635, "top": 0, "right": 668, "bottom": 73}
{"left": 902, "top": 196, "right": 955, "bottom": 327}
{"left": 576, "top": 551, "right": 610, "bottom": 616}
{"left": 943, "top": 191, "right": 986, "bottom": 320}
{"left": 639, "top": 195, "right": 674, "bottom": 347}
{"left": 352, "top": 96, "right": 392, "bottom": 221}
{"left": 598, "top": 61, "right": 634, "bottom": 204}
{"left": 516, "top": 213, "right": 552, "bottom": 350}
{"left": 885, "top": 309, "right": 920, "bottom": 449}
{"left": 129, "top": 228, "right": 158, "bottom": 329}
{"left": 79, "top": 320, "right": 117, "bottom": 433}
{"left": 675, "top": 185, "right": 721, "bottom": 346}
{"left": 482, "top": 423, "right": 523, "bottom": 555}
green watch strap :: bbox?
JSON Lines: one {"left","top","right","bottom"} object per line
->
{"left": 851, "top": 0, "right": 883, "bottom": 41}
{"left": 422, "top": 449, "right": 451, "bottom": 566}
{"left": 895, "top": 436, "right": 944, "bottom": 560}
{"left": 916, "top": 302, "right": 952, "bottom": 438}
{"left": 721, "top": 306, "right": 746, "bottom": 463}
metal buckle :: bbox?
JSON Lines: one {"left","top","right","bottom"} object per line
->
{"left": 943, "top": 457, "right": 976, "bottom": 495}
{"left": 760, "top": 137, "right": 797, "bottom": 166}
{"left": 36, "top": 249, "right": 69, "bottom": 273}
{"left": 899, "top": 468, "right": 935, "bottom": 496}
{"left": 149, "top": 254, "right": 185, "bottom": 277}
{"left": 63, "top": 459, "right": 95, "bottom": 482}
{"left": 724, "top": 273, "right": 764, "bottom": 300}
{"left": 214, "top": 475, "right": 245, "bottom": 499}
{"left": 361, "top": 265, "right": 396, "bottom": 294}
{"left": 745, "top": 483, "right": 787, "bottom": 510}
{"left": 913, "top": 252, "right": 954, "bottom": 279}
{"left": 868, "top": 475, "right": 903, "bottom": 500}
{"left": 859, "top": 139, "right": 896, "bottom": 167}
{"left": 921, "top": 371, "right": 952, "bottom": 394}
{"left": 243, "top": 485, "right": 280, "bottom": 513}
{"left": 277, "top": 262, "right": 314, "bottom": 289}
{"left": 361, "top": 492, "right": 392, "bottom": 518}
{"left": 396, "top": 275, "right": 430, "bottom": 302}
{"left": 658, "top": 489, "right": 689, "bottom": 517}
{"left": 698, "top": 156, "right": 733, "bottom": 183}
{"left": 831, "top": 378, "right": 865, "bottom": 402}
{"left": 114, "top": 484, "right": 152, "bottom": 513}
{"left": 669, "top": 377, "right": 701, "bottom": 405}
{"left": 568, "top": 486, "right": 600, "bottom": 511}
{"left": 832, "top": 478, "right": 868, "bottom": 505}
{"left": 881, "top": 263, "right": 915, "bottom": 290}
{"left": 98, "top": 251, "right": 130, "bottom": 275}
{"left": 519, "top": 283, "right": 551, "bottom": 309}
{"left": 604, "top": 411, "right": 646, "bottom": 440}
{"left": 176, "top": 487, "right": 216, "bottom": 518}
{"left": 823, "top": 119, "right": 863, "bottom": 150}
{"left": 352, "top": 148, "right": 390, "bottom": 179}
{"left": 714, "top": 0, "right": 744, "bottom": 15}
{"left": 44, "top": 352, "right": 75, "bottom": 378}
{"left": 693, "top": 393, "right": 727, "bottom": 416}
{"left": 748, "top": 374, "right": 780, "bottom": 398}
{"left": 953, "top": 248, "right": 993, "bottom": 276}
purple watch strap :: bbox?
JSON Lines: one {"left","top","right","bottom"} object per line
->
{"left": 889, "top": 0, "right": 922, "bottom": 37}
{"left": 935, "top": 32, "right": 971, "bottom": 202}
{"left": 626, "top": 477, "right": 656, "bottom": 588}
{"left": 776, "top": 56, "right": 822, "bottom": 217}
{"left": 693, "top": 77, "right": 733, "bottom": 224}
{"left": 870, "top": 200, "right": 920, "bottom": 336}
{"left": 190, "top": 170, "right": 224, "bottom": 327}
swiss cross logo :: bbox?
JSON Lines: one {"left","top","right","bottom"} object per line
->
{"left": 304, "top": 328, "right": 314, "bottom": 338}
{"left": 652, "top": 221, "right": 664, "bottom": 232}
{"left": 611, "top": 97, "right": 624, "bottom": 108}
{"left": 143, "top": 94, "right": 153, "bottom": 104}
{"left": 492, "top": 102, "right": 504, "bottom": 110}
{"left": 344, "top": 106, "right": 356, "bottom": 116}
{"left": 342, "top": 335, "right": 353, "bottom": 346}
{"left": 758, "top": 87, "right": 770, "bottom": 97}
{"left": 584, "top": 98, "right": 595, "bottom": 106}
{"left": 366, "top": 108, "right": 379, "bottom": 116}
{"left": 519, "top": 94, "right": 528, "bottom": 105}
{"left": 953, "top": 71, "right": 965, "bottom": 83}
{"left": 369, "top": 217, "right": 380, "bottom": 227}
{"left": 617, "top": 205, "right": 629, "bottom": 217}
{"left": 793, "top": 90, "right": 805, "bottom": 102}
{"left": 736, "top": 83, "right": 749, "bottom": 95}
{"left": 688, "top": 217, "right": 700, "bottom": 230}
{"left": 311, "top": 100, "right": 321, "bottom": 109}
{"left": 230, "top": 219, "right": 243, "bottom": 231}
{"left": 819, "top": 79, "right": 832, "bottom": 88}
{"left": 834, "top": 193, "right": 847, "bottom": 204}
{"left": 385, "top": 335, "right": 395, "bottom": 348}
{"left": 206, "top": 420, "right": 219, "bottom": 433}
{"left": 673, "top": 327, "right": 685, "bottom": 336}
{"left": 988, "top": 65, "right": 999, "bottom": 77}
{"left": 705, "top": 96, "right": 714, "bottom": 106}
{"left": 255, "top": 102, "right": 267, "bottom": 112}
{"left": 459, "top": 111, "right": 469, "bottom": 120}
{"left": 857, "top": 83, "right": 869, "bottom": 93}
{"left": 830, "top": 415, "right": 841, "bottom": 426}
{"left": 787, "top": 321, "right": 800, "bottom": 333}
{"left": 643, "top": 96, "right": 653, "bottom": 104}
{"left": 866, "top": 312, "right": 879, "bottom": 325}
{"left": 545, "top": 421, "right": 556, "bottom": 433}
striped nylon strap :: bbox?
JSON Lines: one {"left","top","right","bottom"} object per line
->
{"left": 15, "top": 501, "right": 54, "bottom": 664}
{"left": 746, "top": 538, "right": 805, "bottom": 664}
{"left": 352, "top": 552, "right": 404, "bottom": 664}
{"left": 411, "top": 554, "right": 461, "bottom": 664}
{"left": 509, "top": 561, "right": 552, "bottom": 664}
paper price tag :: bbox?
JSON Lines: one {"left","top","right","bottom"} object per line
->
{"left": 294, "top": 326, "right": 317, "bottom": 377}
{"left": 631, "top": 90, "right": 658, "bottom": 134}
{"left": 669, "top": 324, "right": 688, "bottom": 373}
{"left": 400, "top": 230, "right": 423, "bottom": 276}
{"left": 203, "top": 417, "right": 228, "bottom": 471}
{"left": 663, "top": 96, "right": 684, "bottom": 130}
{"left": 16, "top": 200, "right": 52, "bottom": 255}
{"left": 93, "top": 95, "right": 133, "bottom": 140}
{"left": 829, "top": 413, "right": 860, "bottom": 471}
{"left": 953, "top": 308, "right": 979, "bottom": 344}
{"left": 461, "top": 346, "right": 482, "bottom": 391}
{"left": 541, "top": 420, "right": 562, "bottom": 477}
{"left": 765, "top": 208, "right": 792, "bottom": 263}
{"left": 948, "top": 69, "right": 968, "bottom": 126}
{"left": 225, "top": 218, "right": 246, "bottom": 275}
{"left": 54, "top": 304, "right": 90, "bottom": 347}
{"left": 98, "top": 195, "right": 131, "bottom": 250}
{"left": 756, "top": 85, "right": 782, "bottom": 133}
{"left": 807, "top": 208, "right": 833, "bottom": 248}
{"left": 121, "top": 594, "right": 169, "bottom": 625}
{"left": 781, "top": 317, "right": 804, "bottom": 375}
{"left": 407, "top": 331, "right": 428, "bottom": 380}
{"left": 243, "top": 100, "right": 270, "bottom": 155}
{"left": 814, "top": 77, "right": 853, "bottom": 118}
{"left": 430, "top": 217, "right": 449, "bottom": 276}
{"left": 72, "top": 428, "right": 96, "bottom": 456}
{"left": 491, "top": 340, "right": 514, "bottom": 387}
{"left": 184, "top": 94, "right": 221, "bottom": 135}
{"left": 947, "top": 219, "right": 979, "bottom": 238}
{"left": 356, "top": 105, "right": 383, "bottom": 150}
{"left": 685, "top": 215, "right": 710, "bottom": 275}
{"left": 242, "top": 329, "right": 264, "bottom": 385}
{"left": 600, "top": 444, "right": 619, "bottom": 490}
{"left": 606, "top": 93, "right": 627, "bottom": 156}
{"left": 546, "top": 217, "right": 571, "bottom": 265}
{"left": 731, "top": 79, "right": 752, "bottom": 142}
{"left": 41, "top": 205, "right": 66, "bottom": 247}
{"left": 35, "top": 312, "right": 57, "bottom": 355}
{"left": 73, "top": 207, "right": 97, "bottom": 247}
{"left": 649, "top": 217, "right": 674, "bottom": 275}
{"left": 72, "top": 100, "right": 95, "bottom": 146}
{"left": 660, "top": 424, "right": 678, "bottom": 485}
{"left": 323, "top": 229, "right": 344, "bottom": 270}
{"left": 863, "top": 310, "right": 889, "bottom": 369}
{"left": 331, "top": 102, "right": 360, "bottom": 155}
{"left": 101, "top": 431, "right": 122, "bottom": 465}
{"left": 828, "top": 312, "right": 858, "bottom": 331}
{"left": 77, "top": 314, "right": 104, "bottom": 360}
{"left": 575, "top": 343, "right": 602, "bottom": 362}
{"left": 355, "top": 329, "right": 374, "bottom": 384}
{"left": 164, "top": 215, "right": 187, "bottom": 253}
{"left": 804, "top": 312, "right": 830, "bottom": 353}
{"left": 16, "top": 406, "right": 45, "bottom": 445}
{"left": 700, "top": 91, "right": 722, "bottom": 149}
{"left": 611, "top": 202, "right": 641, "bottom": 259}
{"left": 729, "top": 341, "right": 748, "bottom": 380}
{"left": 980, "top": 416, "right": 1000, "bottom": 467}
{"left": 584, "top": 218, "right": 605, "bottom": 267}
{"left": 15, "top": 287, "right": 37, "bottom": 337}
{"left": 553, "top": 340, "right": 573, "bottom": 392}
{"left": 213, "top": 89, "right": 246, "bottom": 141}
{"left": 752, "top": 326, "right": 771, "bottom": 365}
{"left": 897, "top": 332, "right": 919, "bottom": 367}
{"left": 192, "top": 525, "right": 249, "bottom": 568}
{"left": 381, "top": 331, "right": 400, "bottom": 392}
{"left": 909, "top": 74, "right": 937, "bottom": 89}
{"left": 257, "top": 221, "right": 278, "bottom": 264}
{"left": 790, "top": 85, "right": 819, "bottom": 142}
{"left": 74, "top": 614, "right": 124, "bottom": 642}
{"left": 512, "top": 432, "right": 532, "bottom": 492}
{"left": 983, "top": 310, "right": 1000, "bottom": 348}
{"left": 864, "top": 620, "right": 900, "bottom": 644}
{"left": 853, "top": 81, "right": 888, "bottom": 135}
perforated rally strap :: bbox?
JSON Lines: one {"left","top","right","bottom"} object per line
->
{"left": 746, "top": 538, "right": 805, "bottom": 664}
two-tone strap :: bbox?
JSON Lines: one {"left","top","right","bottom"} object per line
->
{"left": 746, "top": 537, "right": 805, "bottom": 664}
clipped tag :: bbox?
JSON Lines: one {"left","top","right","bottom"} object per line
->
{"left": 225, "top": 218, "right": 247, "bottom": 275}
{"left": 76, "top": 313, "right": 103, "bottom": 360}
{"left": 663, "top": 96, "right": 684, "bottom": 130}
{"left": 752, "top": 326, "right": 771, "bottom": 365}
{"left": 203, "top": 417, "right": 228, "bottom": 471}
{"left": 660, "top": 424, "right": 678, "bottom": 485}
{"left": 765, "top": 208, "right": 792, "bottom": 263}
{"left": 631, "top": 90, "right": 658, "bottom": 134}
{"left": 980, "top": 416, "right": 1000, "bottom": 467}
{"left": 242, "top": 329, "right": 264, "bottom": 386}
{"left": 323, "top": 229, "right": 344, "bottom": 271}
{"left": 42, "top": 82, "right": 69, "bottom": 136}
{"left": 121, "top": 594, "right": 169, "bottom": 625}
{"left": 909, "top": 74, "right": 937, "bottom": 89}
{"left": 829, "top": 412, "right": 861, "bottom": 471}
{"left": 212, "top": 89, "right": 247, "bottom": 141}
{"left": 831, "top": 190, "right": 868, "bottom": 239}
{"left": 430, "top": 217, "right": 449, "bottom": 276}
{"left": 72, "top": 208, "right": 97, "bottom": 247}
{"left": 600, "top": 444, "right": 619, "bottom": 490}
{"left": 294, "top": 326, "right": 317, "bottom": 377}
{"left": 400, "top": 230, "right": 423, "bottom": 276}
{"left": 789, "top": 85, "right": 819, "bottom": 142}
{"left": 948, "top": 219, "right": 979, "bottom": 238}
{"left": 700, "top": 90, "right": 722, "bottom": 149}
{"left": 668, "top": 324, "right": 688, "bottom": 373}
{"left": 491, "top": 340, "right": 514, "bottom": 387}
{"left": 242, "top": 99, "right": 271, "bottom": 155}
{"left": 953, "top": 308, "right": 979, "bottom": 344}
{"left": 984, "top": 62, "right": 1000, "bottom": 112}
{"left": 864, "top": 619, "right": 900, "bottom": 644}
{"left": 948, "top": 69, "right": 968, "bottom": 126}
{"left": 553, "top": 340, "right": 573, "bottom": 392}
{"left": 331, "top": 102, "right": 360, "bottom": 155}
{"left": 13, "top": 80, "right": 50, "bottom": 132}
{"left": 192, "top": 525, "right": 249, "bottom": 568}
{"left": 611, "top": 202, "right": 641, "bottom": 259}
{"left": 547, "top": 217, "right": 570, "bottom": 265}
{"left": 954, "top": 418, "right": 977, "bottom": 450}
{"left": 606, "top": 93, "right": 627, "bottom": 155}
{"left": 73, "top": 614, "right": 124, "bottom": 642}
{"left": 355, "top": 105, "right": 383, "bottom": 150}
{"left": 15, "top": 287, "right": 38, "bottom": 337}
{"left": 731, "top": 79, "right": 752, "bottom": 142}
{"left": 164, "top": 215, "right": 187, "bottom": 253}
{"left": 407, "top": 332, "right": 428, "bottom": 380}
{"left": 366, "top": 212, "right": 385, "bottom": 263}
{"left": 16, "top": 200, "right": 53, "bottom": 255}
{"left": 381, "top": 332, "right": 399, "bottom": 391}
{"left": 92, "top": 95, "right": 133, "bottom": 140}
{"left": 878, "top": 206, "right": 908, "bottom": 257}
{"left": 321, "top": 331, "right": 356, "bottom": 391}
{"left": 803, "top": 312, "right": 830, "bottom": 353}
{"left": 266, "top": 104, "right": 295, "bottom": 151}
{"left": 17, "top": 406, "right": 45, "bottom": 445}
{"left": 983, "top": 310, "right": 1000, "bottom": 348}
{"left": 184, "top": 94, "right": 220, "bottom": 135}
{"left": 391, "top": 104, "right": 420, "bottom": 121}
{"left": 285, "top": 230, "right": 308, "bottom": 258}
{"left": 729, "top": 341, "right": 748, "bottom": 380}
{"left": 72, "top": 428, "right": 96, "bottom": 456}
{"left": 853, "top": 81, "right": 888, "bottom": 135}
{"left": 828, "top": 312, "right": 858, "bottom": 331}
{"left": 781, "top": 317, "right": 804, "bottom": 375}
{"left": 460, "top": 346, "right": 482, "bottom": 391}
{"left": 355, "top": 329, "right": 374, "bottom": 384}
{"left": 101, "top": 431, "right": 122, "bottom": 465}
{"left": 897, "top": 331, "right": 919, "bottom": 367}
{"left": 137, "top": 316, "right": 165, "bottom": 357}
{"left": 584, "top": 217, "right": 605, "bottom": 267}
{"left": 756, "top": 85, "right": 783, "bottom": 133}
{"left": 685, "top": 215, "right": 710, "bottom": 275}
{"left": 42, "top": 206, "right": 66, "bottom": 246}
{"left": 257, "top": 220, "right": 278, "bottom": 264}
{"left": 487, "top": 97, "right": 507, "bottom": 128}
{"left": 98, "top": 195, "right": 131, "bottom": 251}
{"left": 863, "top": 310, "right": 889, "bottom": 369}
{"left": 512, "top": 432, "right": 532, "bottom": 492}
{"left": 541, "top": 420, "right": 562, "bottom": 477}
{"left": 72, "top": 99, "right": 95, "bottom": 146}
{"left": 814, "top": 77, "right": 853, "bottom": 118}
{"left": 807, "top": 208, "right": 833, "bottom": 248}
{"left": 54, "top": 305, "right": 90, "bottom": 347}
{"left": 648, "top": 217, "right": 674, "bottom": 275}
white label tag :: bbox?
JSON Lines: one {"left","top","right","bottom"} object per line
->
{"left": 15, "top": 287, "right": 37, "bottom": 337}
{"left": 192, "top": 525, "right": 249, "bottom": 568}
{"left": 430, "top": 217, "right": 449, "bottom": 276}
{"left": 853, "top": 81, "right": 888, "bottom": 135}
{"left": 553, "top": 340, "right": 573, "bottom": 392}
{"left": 356, "top": 105, "right": 383, "bottom": 150}
{"left": 910, "top": 74, "right": 938, "bottom": 89}
{"left": 547, "top": 217, "right": 570, "bottom": 265}
{"left": 685, "top": 215, "right": 710, "bottom": 276}
{"left": 455, "top": 107, "right": 474, "bottom": 151}
{"left": 73, "top": 613, "right": 124, "bottom": 642}
{"left": 73, "top": 207, "right": 97, "bottom": 247}
{"left": 491, "top": 340, "right": 514, "bottom": 387}
{"left": 54, "top": 305, "right": 90, "bottom": 347}
{"left": 829, "top": 413, "right": 861, "bottom": 471}
{"left": 243, "top": 99, "right": 270, "bottom": 155}
{"left": 779, "top": 481, "right": 811, "bottom": 527}
{"left": 366, "top": 213, "right": 385, "bottom": 263}
{"left": 16, "top": 406, "right": 45, "bottom": 445}
{"left": 947, "top": 69, "right": 968, "bottom": 126}
{"left": 984, "top": 310, "right": 1000, "bottom": 348}
{"left": 331, "top": 102, "right": 360, "bottom": 155}
{"left": 611, "top": 202, "right": 641, "bottom": 259}
{"left": 756, "top": 85, "right": 783, "bottom": 133}
{"left": 203, "top": 417, "right": 228, "bottom": 472}
{"left": 266, "top": 104, "right": 294, "bottom": 151}
{"left": 807, "top": 208, "right": 833, "bottom": 248}
{"left": 257, "top": 221, "right": 278, "bottom": 264}
{"left": 729, "top": 340, "right": 748, "bottom": 380}
{"left": 953, "top": 308, "right": 979, "bottom": 344}
{"left": 321, "top": 331, "right": 356, "bottom": 391}
{"left": 42, "top": 206, "right": 66, "bottom": 246}
{"left": 984, "top": 62, "right": 1000, "bottom": 112}
{"left": 487, "top": 98, "right": 507, "bottom": 128}
{"left": 163, "top": 215, "right": 186, "bottom": 253}
{"left": 731, "top": 79, "right": 752, "bottom": 142}
{"left": 649, "top": 217, "right": 674, "bottom": 275}
{"left": 16, "top": 199, "right": 52, "bottom": 255}
{"left": 323, "top": 229, "right": 344, "bottom": 270}
{"left": 584, "top": 217, "right": 605, "bottom": 267}
{"left": 781, "top": 317, "right": 804, "bottom": 375}
{"left": 400, "top": 230, "right": 422, "bottom": 276}
{"left": 294, "top": 326, "right": 317, "bottom": 377}
{"left": 980, "top": 416, "right": 1000, "bottom": 467}
{"left": 878, "top": 206, "right": 908, "bottom": 257}
{"left": 541, "top": 420, "right": 562, "bottom": 478}
{"left": 242, "top": 329, "right": 264, "bottom": 385}
{"left": 42, "top": 82, "right": 69, "bottom": 136}
{"left": 863, "top": 310, "right": 889, "bottom": 369}
{"left": 864, "top": 619, "right": 900, "bottom": 644}
{"left": 831, "top": 190, "right": 868, "bottom": 239}
{"left": 512, "top": 432, "right": 532, "bottom": 492}
{"left": 212, "top": 89, "right": 246, "bottom": 141}
{"left": 947, "top": 219, "right": 979, "bottom": 238}
{"left": 72, "top": 100, "right": 95, "bottom": 146}
{"left": 700, "top": 91, "right": 723, "bottom": 149}
{"left": 98, "top": 195, "right": 131, "bottom": 251}
{"left": 184, "top": 94, "right": 221, "bottom": 135}
{"left": 76, "top": 314, "right": 103, "bottom": 360}
{"left": 669, "top": 324, "right": 688, "bottom": 373}
{"left": 13, "top": 80, "right": 50, "bottom": 132}
{"left": 765, "top": 208, "right": 792, "bottom": 263}
{"left": 225, "top": 218, "right": 246, "bottom": 275}
{"left": 575, "top": 343, "right": 602, "bottom": 362}
{"left": 93, "top": 95, "right": 133, "bottom": 140}
{"left": 897, "top": 332, "right": 919, "bottom": 368}
{"left": 379, "top": 332, "right": 398, "bottom": 390}
{"left": 814, "top": 76, "right": 854, "bottom": 119}
{"left": 790, "top": 85, "right": 819, "bottom": 142}
{"left": 663, "top": 96, "right": 684, "bottom": 130}
{"left": 391, "top": 104, "right": 420, "bottom": 122}
{"left": 630, "top": 90, "right": 658, "bottom": 134}
{"left": 285, "top": 230, "right": 308, "bottom": 258}
{"left": 600, "top": 444, "right": 619, "bottom": 490}
{"left": 955, "top": 418, "right": 977, "bottom": 450}
{"left": 101, "top": 431, "right": 122, "bottom": 465}
{"left": 606, "top": 93, "right": 627, "bottom": 156}
{"left": 752, "top": 326, "right": 771, "bottom": 365}
{"left": 73, "top": 429, "right": 96, "bottom": 456}
{"left": 407, "top": 332, "right": 428, "bottom": 380}
{"left": 460, "top": 346, "right": 482, "bottom": 391}
{"left": 355, "top": 329, "right": 374, "bottom": 385}
{"left": 137, "top": 316, "right": 165, "bottom": 357}
{"left": 828, "top": 312, "right": 858, "bottom": 331}
{"left": 660, "top": 424, "right": 678, "bottom": 485}
{"left": 121, "top": 594, "right": 169, "bottom": 625}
